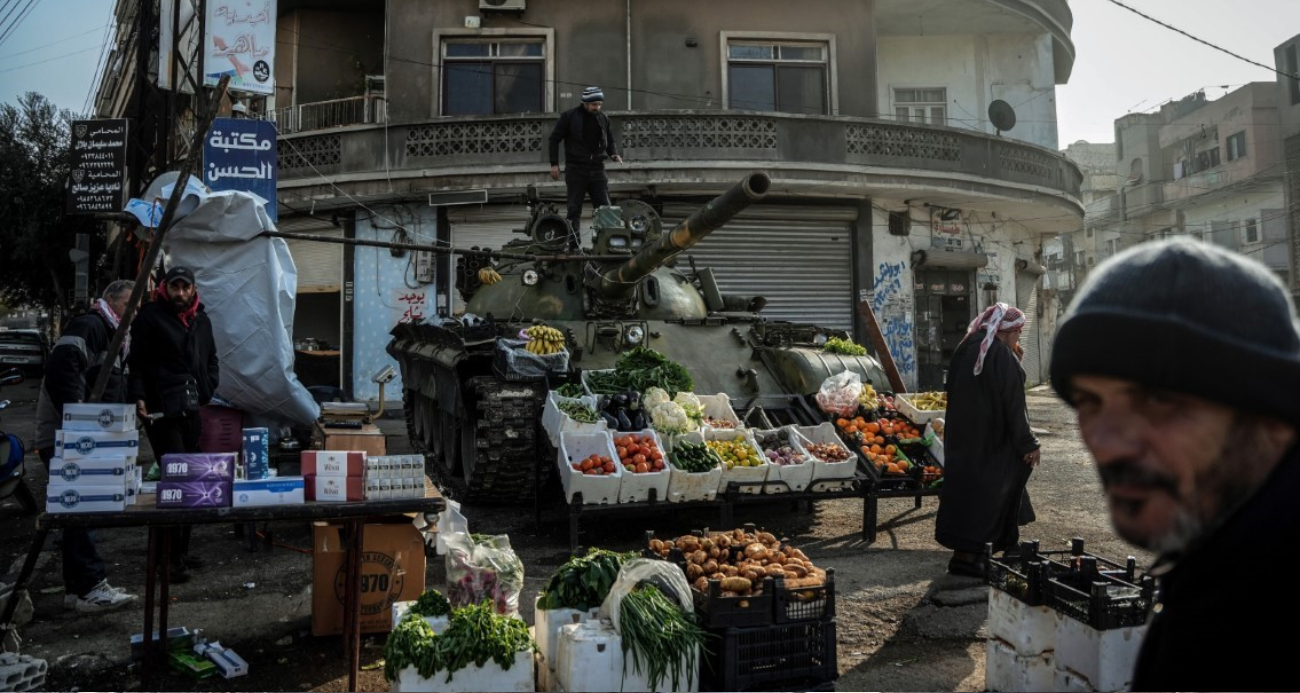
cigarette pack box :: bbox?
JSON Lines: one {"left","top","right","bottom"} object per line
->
{"left": 62, "top": 403, "right": 137, "bottom": 432}
{"left": 46, "top": 484, "right": 129, "bottom": 513}
{"left": 56, "top": 430, "right": 140, "bottom": 460}
{"left": 160, "top": 453, "right": 237, "bottom": 482}
{"left": 242, "top": 428, "right": 270, "bottom": 480}
{"left": 233, "top": 477, "right": 305, "bottom": 507}
{"left": 50, "top": 456, "right": 135, "bottom": 485}
{"left": 301, "top": 450, "right": 366, "bottom": 477}
{"left": 305, "top": 474, "right": 365, "bottom": 502}
{"left": 157, "top": 481, "right": 233, "bottom": 508}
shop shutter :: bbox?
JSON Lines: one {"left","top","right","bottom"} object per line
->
{"left": 1015, "top": 271, "right": 1042, "bottom": 384}
{"left": 663, "top": 204, "right": 858, "bottom": 330}
{"left": 279, "top": 216, "right": 343, "bottom": 293}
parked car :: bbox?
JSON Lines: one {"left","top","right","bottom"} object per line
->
{"left": 0, "top": 328, "right": 48, "bottom": 375}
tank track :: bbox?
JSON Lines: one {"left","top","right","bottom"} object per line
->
{"left": 461, "top": 377, "right": 549, "bottom": 504}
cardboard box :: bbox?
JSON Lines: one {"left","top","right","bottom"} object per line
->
{"left": 320, "top": 423, "right": 387, "bottom": 456}
{"left": 306, "top": 475, "right": 365, "bottom": 502}
{"left": 56, "top": 430, "right": 140, "bottom": 460}
{"left": 242, "top": 428, "right": 270, "bottom": 480}
{"left": 160, "top": 453, "right": 237, "bottom": 482}
{"left": 50, "top": 456, "right": 135, "bottom": 485}
{"left": 157, "top": 481, "right": 233, "bottom": 508}
{"left": 301, "top": 450, "right": 366, "bottom": 478}
{"left": 46, "top": 484, "right": 128, "bottom": 513}
{"left": 62, "top": 403, "right": 137, "bottom": 432}
{"left": 233, "top": 477, "right": 306, "bottom": 507}
{"left": 311, "top": 520, "right": 426, "bottom": 636}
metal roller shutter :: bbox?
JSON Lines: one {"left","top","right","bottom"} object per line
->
{"left": 663, "top": 204, "right": 858, "bottom": 329}
{"left": 1015, "top": 271, "right": 1042, "bottom": 384}
{"left": 279, "top": 216, "right": 343, "bottom": 293}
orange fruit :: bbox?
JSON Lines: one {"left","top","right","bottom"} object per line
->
{"left": 885, "top": 444, "right": 896, "bottom": 455}
{"left": 885, "top": 463, "right": 901, "bottom": 474}
{"left": 870, "top": 444, "right": 883, "bottom": 455}
{"left": 874, "top": 436, "right": 886, "bottom": 445}
{"left": 896, "top": 460, "right": 911, "bottom": 472}
{"left": 865, "top": 422, "right": 880, "bottom": 434}
{"left": 836, "top": 418, "right": 849, "bottom": 428}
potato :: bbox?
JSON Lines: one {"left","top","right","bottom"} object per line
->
{"left": 710, "top": 572, "right": 726, "bottom": 582}
{"left": 757, "top": 531, "right": 777, "bottom": 546}
{"left": 715, "top": 535, "right": 731, "bottom": 549}
{"left": 721, "top": 590, "right": 738, "bottom": 597}
{"left": 765, "top": 564, "right": 786, "bottom": 578}
{"left": 702, "top": 559, "right": 719, "bottom": 575}
{"left": 650, "top": 539, "right": 664, "bottom": 553}
{"left": 770, "top": 553, "right": 786, "bottom": 565}
{"left": 690, "top": 550, "right": 708, "bottom": 565}
{"left": 744, "top": 543, "right": 766, "bottom": 560}
{"left": 686, "top": 563, "right": 703, "bottom": 580}
{"left": 693, "top": 577, "right": 708, "bottom": 592}
{"left": 708, "top": 547, "right": 721, "bottom": 559}
{"left": 785, "top": 564, "right": 808, "bottom": 578}
{"left": 720, "top": 577, "right": 752, "bottom": 592}
{"left": 789, "top": 548, "right": 808, "bottom": 562}
{"left": 743, "top": 569, "right": 761, "bottom": 582}
{"left": 723, "top": 565, "right": 739, "bottom": 577}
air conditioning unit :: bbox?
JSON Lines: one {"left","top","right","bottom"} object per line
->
{"left": 479, "top": 0, "right": 525, "bottom": 11}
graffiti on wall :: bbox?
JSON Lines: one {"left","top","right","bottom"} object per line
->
{"left": 870, "top": 261, "right": 916, "bottom": 387}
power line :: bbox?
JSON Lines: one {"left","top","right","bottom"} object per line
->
{"left": 1103, "top": 0, "right": 1299, "bottom": 81}
{"left": 0, "top": 0, "right": 40, "bottom": 48}
{"left": 0, "top": 45, "right": 99, "bottom": 75}
{"left": 0, "top": 24, "right": 104, "bottom": 61}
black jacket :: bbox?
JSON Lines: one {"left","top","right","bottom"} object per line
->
{"left": 34, "top": 311, "right": 129, "bottom": 448}
{"left": 1131, "top": 443, "right": 1300, "bottom": 690}
{"left": 127, "top": 296, "right": 220, "bottom": 415}
{"left": 548, "top": 105, "right": 618, "bottom": 167}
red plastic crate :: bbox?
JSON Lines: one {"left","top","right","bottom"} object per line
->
{"left": 197, "top": 405, "right": 243, "bottom": 453}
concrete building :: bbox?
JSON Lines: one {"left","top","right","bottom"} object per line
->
{"left": 97, "top": 0, "right": 1085, "bottom": 397}
{"left": 1276, "top": 34, "right": 1300, "bottom": 303}
{"left": 1046, "top": 141, "right": 1118, "bottom": 303}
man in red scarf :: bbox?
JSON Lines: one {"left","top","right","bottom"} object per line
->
{"left": 934, "top": 302, "right": 1040, "bottom": 577}
{"left": 128, "top": 266, "right": 220, "bottom": 582}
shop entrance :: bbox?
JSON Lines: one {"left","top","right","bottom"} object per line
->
{"left": 913, "top": 268, "right": 975, "bottom": 391}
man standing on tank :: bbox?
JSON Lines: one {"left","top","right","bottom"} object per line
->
{"left": 548, "top": 86, "right": 622, "bottom": 241}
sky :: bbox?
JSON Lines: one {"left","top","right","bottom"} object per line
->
{"left": 1, "top": 0, "right": 1299, "bottom": 148}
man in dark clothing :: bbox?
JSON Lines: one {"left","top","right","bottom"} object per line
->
{"left": 34, "top": 280, "right": 138, "bottom": 613}
{"left": 935, "top": 303, "right": 1040, "bottom": 577}
{"left": 548, "top": 86, "right": 622, "bottom": 237}
{"left": 128, "top": 266, "right": 220, "bottom": 582}
{"left": 1051, "top": 238, "right": 1300, "bottom": 690}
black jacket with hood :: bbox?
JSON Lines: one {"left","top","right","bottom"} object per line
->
{"left": 127, "top": 293, "right": 219, "bottom": 415}
{"left": 548, "top": 105, "right": 618, "bottom": 167}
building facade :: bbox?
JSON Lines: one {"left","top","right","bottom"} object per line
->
{"left": 1276, "top": 34, "right": 1300, "bottom": 304}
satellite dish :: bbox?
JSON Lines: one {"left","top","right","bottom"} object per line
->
{"left": 988, "top": 100, "right": 1017, "bottom": 135}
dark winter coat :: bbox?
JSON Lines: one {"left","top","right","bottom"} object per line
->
{"left": 127, "top": 296, "right": 219, "bottom": 416}
{"left": 548, "top": 105, "right": 618, "bottom": 167}
{"left": 934, "top": 330, "right": 1039, "bottom": 553}
{"left": 34, "top": 312, "right": 129, "bottom": 449}
{"left": 1131, "top": 444, "right": 1300, "bottom": 690}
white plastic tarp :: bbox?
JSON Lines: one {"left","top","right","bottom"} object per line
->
{"left": 160, "top": 189, "right": 320, "bottom": 426}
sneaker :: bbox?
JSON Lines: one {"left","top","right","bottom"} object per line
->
{"left": 64, "top": 583, "right": 128, "bottom": 609}
{"left": 74, "top": 580, "right": 138, "bottom": 613}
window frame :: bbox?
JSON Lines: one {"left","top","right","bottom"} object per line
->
{"left": 720, "top": 31, "right": 838, "bottom": 116}
{"left": 1244, "top": 218, "right": 1260, "bottom": 244}
{"left": 892, "top": 86, "right": 948, "bottom": 126}
{"left": 432, "top": 28, "right": 555, "bottom": 117}
{"left": 1226, "top": 131, "right": 1247, "bottom": 162}
{"left": 1287, "top": 44, "right": 1300, "bottom": 106}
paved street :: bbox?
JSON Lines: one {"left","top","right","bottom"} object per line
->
{"left": 0, "top": 379, "right": 1142, "bottom": 691}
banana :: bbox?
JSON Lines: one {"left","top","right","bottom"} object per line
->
{"left": 523, "top": 325, "right": 565, "bottom": 355}
{"left": 478, "top": 267, "right": 502, "bottom": 285}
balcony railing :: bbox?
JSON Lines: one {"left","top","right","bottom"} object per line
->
{"left": 267, "top": 95, "right": 387, "bottom": 135}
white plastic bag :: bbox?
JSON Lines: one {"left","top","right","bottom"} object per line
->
{"left": 815, "top": 370, "right": 864, "bottom": 417}
{"left": 598, "top": 558, "right": 693, "bottom": 634}
{"left": 444, "top": 531, "right": 525, "bottom": 618}
{"left": 434, "top": 500, "right": 468, "bottom": 556}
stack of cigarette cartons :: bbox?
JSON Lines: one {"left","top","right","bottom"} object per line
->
{"left": 46, "top": 403, "right": 140, "bottom": 513}
{"left": 364, "top": 455, "right": 425, "bottom": 500}
{"left": 157, "top": 453, "right": 236, "bottom": 508}
{"left": 302, "top": 450, "right": 366, "bottom": 502}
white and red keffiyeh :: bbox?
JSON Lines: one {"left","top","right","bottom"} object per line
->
{"left": 964, "top": 302, "right": 1025, "bottom": 375}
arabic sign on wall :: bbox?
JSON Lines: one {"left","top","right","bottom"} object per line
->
{"left": 204, "top": 117, "right": 278, "bottom": 220}
{"left": 204, "top": 0, "right": 275, "bottom": 95}
{"left": 67, "top": 119, "right": 128, "bottom": 214}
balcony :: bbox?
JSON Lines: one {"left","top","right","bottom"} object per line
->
{"left": 273, "top": 111, "right": 1084, "bottom": 228}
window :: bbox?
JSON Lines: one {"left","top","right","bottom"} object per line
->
{"left": 1287, "top": 44, "right": 1300, "bottom": 105}
{"left": 1244, "top": 218, "right": 1259, "bottom": 243}
{"left": 1103, "top": 239, "right": 1119, "bottom": 256}
{"left": 1195, "top": 147, "right": 1221, "bottom": 171}
{"left": 442, "top": 39, "right": 545, "bottom": 115}
{"left": 1086, "top": 227, "right": 1094, "bottom": 237}
{"left": 726, "top": 41, "right": 829, "bottom": 114}
{"left": 894, "top": 88, "right": 947, "bottom": 125}
{"left": 1074, "top": 250, "right": 1086, "bottom": 267}
{"left": 1226, "top": 132, "right": 1247, "bottom": 161}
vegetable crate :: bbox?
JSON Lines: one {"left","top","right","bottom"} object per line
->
{"left": 541, "top": 393, "right": 605, "bottom": 448}
{"left": 616, "top": 429, "right": 670, "bottom": 504}
{"left": 753, "top": 427, "right": 814, "bottom": 494}
{"left": 663, "top": 431, "right": 723, "bottom": 503}
{"left": 701, "top": 619, "right": 838, "bottom": 692}
{"left": 698, "top": 393, "right": 742, "bottom": 430}
{"left": 894, "top": 393, "right": 945, "bottom": 425}
{"left": 1043, "top": 564, "right": 1156, "bottom": 631}
{"left": 773, "top": 568, "right": 836, "bottom": 624}
{"left": 705, "top": 428, "right": 769, "bottom": 496}
{"left": 987, "top": 539, "right": 1150, "bottom": 612}
{"left": 389, "top": 650, "right": 535, "bottom": 693}
{"left": 579, "top": 369, "right": 615, "bottom": 397}
{"left": 795, "top": 423, "right": 857, "bottom": 485}
{"left": 557, "top": 431, "right": 623, "bottom": 505}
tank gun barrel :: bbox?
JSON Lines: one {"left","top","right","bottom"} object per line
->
{"left": 598, "top": 172, "right": 771, "bottom": 298}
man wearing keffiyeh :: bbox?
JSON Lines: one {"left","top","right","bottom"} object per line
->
{"left": 934, "top": 302, "right": 1041, "bottom": 577}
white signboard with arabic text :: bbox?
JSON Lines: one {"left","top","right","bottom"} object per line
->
{"left": 204, "top": 0, "right": 276, "bottom": 95}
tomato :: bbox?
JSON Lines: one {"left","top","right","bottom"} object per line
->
{"left": 616, "top": 446, "right": 628, "bottom": 458}
{"left": 583, "top": 467, "right": 597, "bottom": 476}
{"left": 632, "top": 453, "right": 647, "bottom": 466}
{"left": 580, "top": 458, "right": 593, "bottom": 471}
{"left": 603, "top": 461, "right": 616, "bottom": 474}
{"left": 625, "top": 444, "right": 639, "bottom": 456}
{"left": 652, "top": 459, "right": 664, "bottom": 471}
{"left": 572, "top": 463, "right": 582, "bottom": 471}
{"left": 635, "top": 462, "right": 649, "bottom": 473}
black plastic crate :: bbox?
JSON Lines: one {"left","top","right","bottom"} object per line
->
{"left": 702, "top": 619, "right": 838, "bottom": 692}
{"left": 694, "top": 575, "right": 779, "bottom": 629}
{"left": 773, "top": 568, "right": 836, "bottom": 624}
{"left": 1043, "top": 554, "right": 1156, "bottom": 630}
{"left": 988, "top": 540, "right": 1151, "bottom": 613}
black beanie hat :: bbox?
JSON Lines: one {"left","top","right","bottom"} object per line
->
{"left": 1050, "top": 238, "right": 1300, "bottom": 423}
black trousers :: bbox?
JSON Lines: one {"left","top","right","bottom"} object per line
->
{"left": 564, "top": 164, "right": 610, "bottom": 231}
{"left": 145, "top": 415, "right": 202, "bottom": 562}
{"left": 39, "top": 447, "right": 106, "bottom": 597}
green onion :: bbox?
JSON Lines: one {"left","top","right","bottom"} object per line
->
{"left": 618, "top": 585, "right": 711, "bottom": 692}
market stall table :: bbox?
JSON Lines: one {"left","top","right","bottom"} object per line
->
{"left": 0, "top": 480, "right": 444, "bottom": 691}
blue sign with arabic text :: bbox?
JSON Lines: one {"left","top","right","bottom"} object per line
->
{"left": 203, "top": 117, "right": 277, "bottom": 221}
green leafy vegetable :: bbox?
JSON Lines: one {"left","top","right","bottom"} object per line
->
{"left": 618, "top": 585, "right": 710, "bottom": 692}
{"left": 586, "top": 347, "right": 694, "bottom": 396}
{"left": 537, "top": 548, "right": 634, "bottom": 611}
{"left": 383, "top": 601, "right": 536, "bottom": 684}
{"left": 409, "top": 589, "right": 451, "bottom": 618}
{"left": 823, "top": 337, "right": 868, "bottom": 356}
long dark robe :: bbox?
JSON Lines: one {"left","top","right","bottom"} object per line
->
{"left": 934, "top": 329, "right": 1040, "bottom": 554}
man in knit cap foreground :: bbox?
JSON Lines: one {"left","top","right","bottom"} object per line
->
{"left": 1050, "top": 238, "right": 1300, "bottom": 690}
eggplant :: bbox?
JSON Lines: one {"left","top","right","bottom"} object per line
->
{"left": 617, "top": 410, "right": 634, "bottom": 431}
{"left": 632, "top": 411, "right": 646, "bottom": 430}
{"left": 602, "top": 412, "right": 620, "bottom": 428}
{"left": 613, "top": 393, "right": 630, "bottom": 407}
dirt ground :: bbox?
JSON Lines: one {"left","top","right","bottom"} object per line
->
{"left": 0, "top": 378, "right": 1146, "bottom": 692}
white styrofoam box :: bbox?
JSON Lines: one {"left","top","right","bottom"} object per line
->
{"left": 988, "top": 587, "right": 1059, "bottom": 656}
{"left": 55, "top": 429, "right": 139, "bottom": 460}
{"left": 556, "top": 621, "right": 623, "bottom": 693}
{"left": 613, "top": 429, "right": 670, "bottom": 503}
{"left": 753, "top": 426, "right": 814, "bottom": 494}
{"left": 557, "top": 430, "right": 623, "bottom": 505}
{"left": 985, "top": 638, "right": 1055, "bottom": 693}
{"left": 923, "top": 420, "right": 945, "bottom": 466}
{"left": 697, "top": 393, "right": 741, "bottom": 430}
{"left": 49, "top": 456, "right": 134, "bottom": 486}
{"left": 1054, "top": 667, "right": 1097, "bottom": 693}
{"left": 538, "top": 663, "right": 557, "bottom": 693}
{"left": 795, "top": 423, "right": 858, "bottom": 482}
{"left": 61, "top": 403, "right": 136, "bottom": 432}
{"left": 542, "top": 393, "right": 605, "bottom": 447}
{"left": 390, "top": 650, "right": 534, "bottom": 693}
{"left": 895, "top": 393, "right": 945, "bottom": 425}
{"left": 1054, "top": 616, "right": 1145, "bottom": 692}
{"left": 390, "top": 600, "right": 451, "bottom": 633}
{"left": 708, "top": 428, "right": 768, "bottom": 495}
{"left": 45, "top": 483, "right": 128, "bottom": 513}
{"left": 535, "top": 597, "right": 602, "bottom": 677}
{"left": 664, "top": 430, "right": 723, "bottom": 502}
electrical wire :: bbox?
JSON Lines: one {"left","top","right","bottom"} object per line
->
{"left": 0, "top": 24, "right": 104, "bottom": 61}
{"left": 0, "top": 0, "right": 41, "bottom": 48}
{"left": 0, "top": 45, "right": 99, "bottom": 75}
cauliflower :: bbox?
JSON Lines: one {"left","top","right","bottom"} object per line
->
{"left": 649, "top": 400, "right": 697, "bottom": 435}
{"left": 644, "top": 387, "right": 671, "bottom": 406}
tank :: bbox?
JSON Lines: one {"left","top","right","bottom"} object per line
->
{"left": 389, "top": 172, "right": 888, "bottom": 503}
